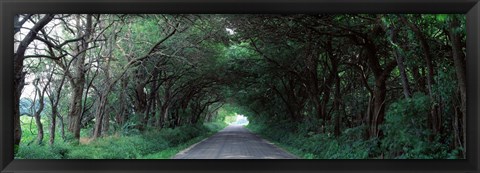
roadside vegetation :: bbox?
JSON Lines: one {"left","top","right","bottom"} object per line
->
{"left": 16, "top": 113, "right": 230, "bottom": 159}
{"left": 15, "top": 14, "right": 466, "bottom": 159}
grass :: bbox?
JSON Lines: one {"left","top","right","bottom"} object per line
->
{"left": 246, "top": 120, "right": 460, "bottom": 159}
{"left": 140, "top": 122, "right": 226, "bottom": 159}
{"left": 245, "top": 123, "right": 308, "bottom": 159}
{"left": 244, "top": 125, "right": 304, "bottom": 158}
{"left": 245, "top": 122, "right": 372, "bottom": 159}
{"left": 140, "top": 133, "right": 208, "bottom": 159}
{"left": 16, "top": 116, "right": 227, "bottom": 159}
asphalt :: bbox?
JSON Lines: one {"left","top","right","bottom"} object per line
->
{"left": 172, "top": 125, "right": 298, "bottom": 159}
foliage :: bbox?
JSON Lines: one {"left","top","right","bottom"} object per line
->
{"left": 247, "top": 119, "right": 372, "bottom": 159}
{"left": 16, "top": 115, "right": 227, "bottom": 159}
{"left": 15, "top": 14, "right": 466, "bottom": 159}
{"left": 381, "top": 93, "right": 432, "bottom": 158}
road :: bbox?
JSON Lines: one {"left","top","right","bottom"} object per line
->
{"left": 173, "top": 125, "right": 298, "bottom": 159}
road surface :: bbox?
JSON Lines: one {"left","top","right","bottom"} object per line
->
{"left": 173, "top": 125, "right": 298, "bottom": 159}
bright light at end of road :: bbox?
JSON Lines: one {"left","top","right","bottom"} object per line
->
{"left": 232, "top": 113, "right": 249, "bottom": 126}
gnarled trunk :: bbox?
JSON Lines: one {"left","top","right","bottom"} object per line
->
{"left": 364, "top": 40, "right": 397, "bottom": 138}
{"left": 13, "top": 14, "right": 54, "bottom": 150}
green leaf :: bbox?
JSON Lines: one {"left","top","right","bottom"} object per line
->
{"left": 435, "top": 14, "right": 448, "bottom": 22}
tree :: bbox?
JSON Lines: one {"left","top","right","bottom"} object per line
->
{"left": 31, "top": 64, "right": 54, "bottom": 145}
{"left": 15, "top": 14, "right": 466, "bottom": 159}
{"left": 45, "top": 65, "right": 67, "bottom": 145}
{"left": 13, "top": 14, "right": 54, "bottom": 150}
{"left": 448, "top": 14, "right": 467, "bottom": 157}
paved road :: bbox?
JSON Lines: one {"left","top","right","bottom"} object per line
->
{"left": 173, "top": 125, "right": 298, "bottom": 159}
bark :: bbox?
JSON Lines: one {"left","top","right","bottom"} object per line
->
{"left": 371, "top": 77, "right": 387, "bottom": 138}
{"left": 400, "top": 16, "right": 435, "bottom": 97}
{"left": 325, "top": 38, "right": 339, "bottom": 132}
{"left": 49, "top": 104, "right": 58, "bottom": 145}
{"left": 334, "top": 70, "right": 341, "bottom": 137}
{"left": 58, "top": 114, "right": 66, "bottom": 141}
{"left": 80, "top": 63, "right": 98, "bottom": 130}
{"left": 145, "top": 69, "right": 159, "bottom": 126}
{"left": 155, "top": 90, "right": 163, "bottom": 127}
{"left": 390, "top": 28, "right": 412, "bottom": 98}
{"left": 117, "top": 75, "right": 129, "bottom": 125}
{"left": 304, "top": 37, "right": 323, "bottom": 128}
{"left": 400, "top": 16, "right": 442, "bottom": 139}
{"left": 286, "top": 78, "right": 303, "bottom": 122}
{"left": 364, "top": 41, "right": 397, "bottom": 138}
{"left": 448, "top": 15, "right": 467, "bottom": 157}
{"left": 101, "top": 57, "right": 113, "bottom": 135}
{"left": 13, "top": 14, "right": 54, "bottom": 148}
{"left": 67, "top": 14, "right": 93, "bottom": 140}
{"left": 102, "top": 102, "right": 110, "bottom": 134}
{"left": 94, "top": 22, "right": 116, "bottom": 138}
{"left": 33, "top": 79, "right": 46, "bottom": 145}
{"left": 134, "top": 73, "right": 148, "bottom": 129}
{"left": 48, "top": 68, "right": 66, "bottom": 145}
{"left": 93, "top": 94, "right": 108, "bottom": 139}
{"left": 320, "top": 77, "right": 334, "bottom": 125}
{"left": 158, "top": 102, "right": 169, "bottom": 127}
{"left": 158, "top": 77, "right": 172, "bottom": 127}
{"left": 33, "top": 67, "right": 54, "bottom": 145}
{"left": 453, "top": 105, "right": 462, "bottom": 156}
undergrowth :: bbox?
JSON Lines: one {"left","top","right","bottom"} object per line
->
{"left": 16, "top": 121, "right": 226, "bottom": 159}
{"left": 246, "top": 94, "right": 462, "bottom": 159}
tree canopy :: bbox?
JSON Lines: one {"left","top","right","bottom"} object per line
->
{"left": 14, "top": 14, "right": 466, "bottom": 159}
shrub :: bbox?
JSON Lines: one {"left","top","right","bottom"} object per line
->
{"left": 16, "top": 143, "right": 70, "bottom": 159}
{"left": 381, "top": 93, "right": 433, "bottom": 158}
{"left": 18, "top": 121, "right": 227, "bottom": 159}
{"left": 247, "top": 118, "right": 373, "bottom": 159}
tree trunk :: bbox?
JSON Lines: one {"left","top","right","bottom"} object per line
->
{"left": 304, "top": 37, "right": 325, "bottom": 131}
{"left": 13, "top": 14, "right": 54, "bottom": 150}
{"left": 33, "top": 66, "right": 54, "bottom": 145}
{"left": 320, "top": 82, "right": 332, "bottom": 131}
{"left": 400, "top": 16, "right": 442, "bottom": 139}
{"left": 371, "top": 78, "right": 387, "bottom": 138}
{"left": 400, "top": 16, "right": 435, "bottom": 97}
{"left": 158, "top": 78, "right": 172, "bottom": 128}
{"left": 58, "top": 114, "right": 66, "bottom": 141}
{"left": 102, "top": 104, "right": 110, "bottom": 135}
{"left": 34, "top": 111, "right": 44, "bottom": 145}
{"left": 33, "top": 79, "right": 45, "bottom": 145}
{"left": 67, "top": 14, "right": 93, "bottom": 141}
{"left": 158, "top": 103, "right": 169, "bottom": 128}
{"left": 390, "top": 28, "right": 411, "bottom": 98}
{"left": 117, "top": 75, "right": 129, "bottom": 125}
{"left": 449, "top": 15, "right": 467, "bottom": 157}
{"left": 50, "top": 105, "right": 58, "bottom": 145}
{"left": 93, "top": 94, "right": 108, "bottom": 139}
{"left": 334, "top": 70, "right": 341, "bottom": 137}
{"left": 145, "top": 71, "right": 158, "bottom": 127}
{"left": 101, "top": 57, "right": 113, "bottom": 135}
{"left": 49, "top": 66, "right": 67, "bottom": 145}
{"left": 133, "top": 67, "right": 148, "bottom": 130}
{"left": 364, "top": 40, "right": 397, "bottom": 138}
{"left": 67, "top": 84, "right": 84, "bottom": 140}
